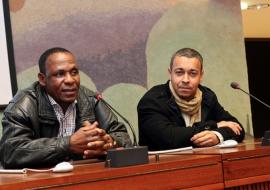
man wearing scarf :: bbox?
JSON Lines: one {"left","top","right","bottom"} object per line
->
{"left": 137, "top": 48, "right": 245, "bottom": 151}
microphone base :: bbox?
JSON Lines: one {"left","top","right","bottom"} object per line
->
{"left": 262, "top": 130, "right": 270, "bottom": 146}
{"left": 105, "top": 146, "right": 149, "bottom": 168}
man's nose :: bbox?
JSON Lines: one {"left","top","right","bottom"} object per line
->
{"left": 182, "top": 73, "right": 190, "bottom": 83}
{"left": 64, "top": 73, "right": 75, "bottom": 83}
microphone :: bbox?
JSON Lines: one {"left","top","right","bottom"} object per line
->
{"left": 94, "top": 93, "right": 138, "bottom": 146}
{"left": 230, "top": 82, "right": 270, "bottom": 146}
{"left": 94, "top": 92, "right": 149, "bottom": 167}
{"left": 231, "top": 82, "right": 270, "bottom": 109}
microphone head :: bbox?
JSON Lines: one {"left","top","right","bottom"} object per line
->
{"left": 230, "top": 82, "right": 240, "bottom": 89}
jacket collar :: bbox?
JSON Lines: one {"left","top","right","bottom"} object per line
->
{"left": 35, "top": 82, "right": 94, "bottom": 123}
{"left": 34, "top": 82, "right": 57, "bottom": 122}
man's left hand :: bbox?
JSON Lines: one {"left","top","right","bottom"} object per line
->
{"left": 83, "top": 130, "right": 115, "bottom": 159}
{"left": 217, "top": 121, "right": 242, "bottom": 135}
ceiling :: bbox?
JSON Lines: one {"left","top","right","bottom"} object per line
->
{"left": 241, "top": 0, "right": 270, "bottom": 37}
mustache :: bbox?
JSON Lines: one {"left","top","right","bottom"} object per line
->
{"left": 178, "top": 86, "right": 192, "bottom": 89}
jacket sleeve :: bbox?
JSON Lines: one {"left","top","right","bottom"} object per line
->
{"left": 200, "top": 93, "right": 245, "bottom": 142}
{"left": 0, "top": 103, "right": 71, "bottom": 169}
{"left": 94, "top": 100, "right": 132, "bottom": 147}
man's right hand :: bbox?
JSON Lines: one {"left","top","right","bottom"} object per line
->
{"left": 191, "top": 130, "right": 220, "bottom": 147}
{"left": 69, "top": 121, "right": 106, "bottom": 156}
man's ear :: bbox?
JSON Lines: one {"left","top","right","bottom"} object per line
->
{"left": 38, "top": 73, "right": 46, "bottom": 86}
{"left": 168, "top": 68, "right": 172, "bottom": 80}
{"left": 200, "top": 70, "right": 204, "bottom": 83}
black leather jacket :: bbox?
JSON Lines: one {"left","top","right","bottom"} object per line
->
{"left": 0, "top": 82, "right": 132, "bottom": 169}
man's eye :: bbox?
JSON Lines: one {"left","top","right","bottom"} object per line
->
{"left": 55, "top": 72, "right": 64, "bottom": 78}
{"left": 70, "top": 69, "right": 79, "bottom": 76}
{"left": 190, "top": 72, "right": 198, "bottom": 77}
{"left": 175, "top": 71, "right": 184, "bottom": 75}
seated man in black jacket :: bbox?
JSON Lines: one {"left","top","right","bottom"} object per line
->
{"left": 0, "top": 47, "right": 131, "bottom": 168}
{"left": 137, "top": 48, "right": 245, "bottom": 151}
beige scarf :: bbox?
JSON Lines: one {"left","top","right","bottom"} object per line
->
{"left": 169, "top": 81, "right": 202, "bottom": 126}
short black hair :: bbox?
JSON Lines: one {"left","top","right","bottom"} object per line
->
{"left": 38, "top": 47, "right": 72, "bottom": 74}
{"left": 170, "top": 48, "right": 203, "bottom": 71}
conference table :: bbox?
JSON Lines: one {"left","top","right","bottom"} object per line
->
{"left": 1, "top": 136, "right": 270, "bottom": 190}
{"left": 180, "top": 135, "right": 270, "bottom": 190}
{"left": 0, "top": 154, "right": 223, "bottom": 190}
